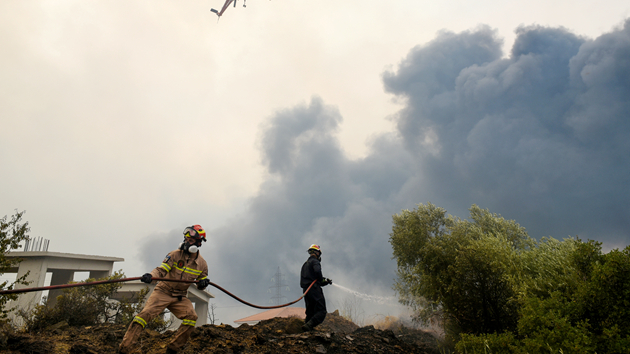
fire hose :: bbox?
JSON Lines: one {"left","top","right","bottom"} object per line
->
{"left": 0, "top": 277, "right": 318, "bottom": 310}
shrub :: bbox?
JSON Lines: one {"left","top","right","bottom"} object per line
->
{"left": 456, "top": 332, "right": 516, "bottom": 354}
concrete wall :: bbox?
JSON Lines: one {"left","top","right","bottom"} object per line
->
{"left": 114, "top": 281, "right": 212, "bottom": 328}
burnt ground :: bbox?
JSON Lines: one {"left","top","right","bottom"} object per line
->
{"left": 0, "top": 311, "right": 440, "bottom": 354}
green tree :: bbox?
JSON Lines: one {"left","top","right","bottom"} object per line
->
{"left": 390, "top": 204, "right": 531, "bottom": 336}
{"left": 0, "top": 210, "right": 31, "bottom": 320}
{"left": 571, "top": 242, "right": 630, "bottom": 352}
{"left": 457, "top": 241, "right": 630, "bottom": 354}
{"left": 389, "top": 202, "right": 453, "bottom": 326}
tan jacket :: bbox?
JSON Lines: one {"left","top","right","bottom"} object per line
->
{"left": 150, "top": 249, "right": 209, "bottom": 297}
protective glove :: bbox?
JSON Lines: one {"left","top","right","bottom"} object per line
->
{"left": 321, "top": 278, "right": 333, "bottom": 286}
{"left": 140, "top": 273, "right": 152, "bottom": 284}
{"left": 197, "top": 278, "right": 210, "bottom": 290}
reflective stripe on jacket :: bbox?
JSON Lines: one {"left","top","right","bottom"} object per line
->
{"left": 150, "top": 249, "right": 209, "bottom": 297}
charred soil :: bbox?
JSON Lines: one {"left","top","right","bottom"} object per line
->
{"left": 0, "top": 311, "right": 439, "bottom": 354}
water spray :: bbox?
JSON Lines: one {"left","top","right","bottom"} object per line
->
{"left": 331, "top": 283, "right": 397, "bottom": 304}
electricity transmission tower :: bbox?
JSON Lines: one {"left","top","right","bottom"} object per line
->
{"left": 269, "top": 266, "right": 289, "bottom": 305}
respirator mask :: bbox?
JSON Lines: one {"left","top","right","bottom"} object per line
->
{"left": 180, "top": 240, "right": 199, "bottom": 254}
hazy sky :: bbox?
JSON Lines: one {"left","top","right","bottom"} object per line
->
{"left": 2, "top": 0, "right": 629, "bottom": 325}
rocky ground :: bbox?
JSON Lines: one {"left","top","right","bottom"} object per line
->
{"left": 0, "top": 311, "right": 440, "bottom": 354}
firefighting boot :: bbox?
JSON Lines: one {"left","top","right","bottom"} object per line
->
{"left": 301, "top": 321, "right": 313, "bottom": 332}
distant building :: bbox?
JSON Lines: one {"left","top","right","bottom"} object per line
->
{"left": 234, "top": 307, "right": 306, "bottom": 325}
{"left": 4, "top": 250, "right": 213, "bottom": 329}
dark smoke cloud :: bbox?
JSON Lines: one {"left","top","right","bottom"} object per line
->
{"left": 383, "top": 21, "right": 630, "bottom": 242}
{"left": 140, "top": 20, "right": 630, "bottom": 322}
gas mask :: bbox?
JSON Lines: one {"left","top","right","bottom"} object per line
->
{"left": 180, "top": 240, "right": 199, "bottom": 254}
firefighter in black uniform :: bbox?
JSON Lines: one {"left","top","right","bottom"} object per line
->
{"left": 300, "top": 244, "right": 332, "bottom": 331}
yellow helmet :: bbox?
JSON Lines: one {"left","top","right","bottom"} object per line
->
{"left": 308, "top": 244, "right": 321, "bottom": 253}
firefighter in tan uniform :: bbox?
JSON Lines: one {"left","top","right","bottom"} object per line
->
{"left": 119, "top": 225, "right": 211, "bottom": 354}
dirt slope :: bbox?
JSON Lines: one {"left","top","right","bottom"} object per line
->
{"left": 0, "top": 311, "right": 439, "bottom": 354}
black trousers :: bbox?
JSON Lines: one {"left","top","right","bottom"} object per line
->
{"left": 303, "top": 285, "right": 327, "bottom": 327}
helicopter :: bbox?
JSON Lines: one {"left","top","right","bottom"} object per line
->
{"left": 210, "top": 0, "right": 246, "bottom": 18}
